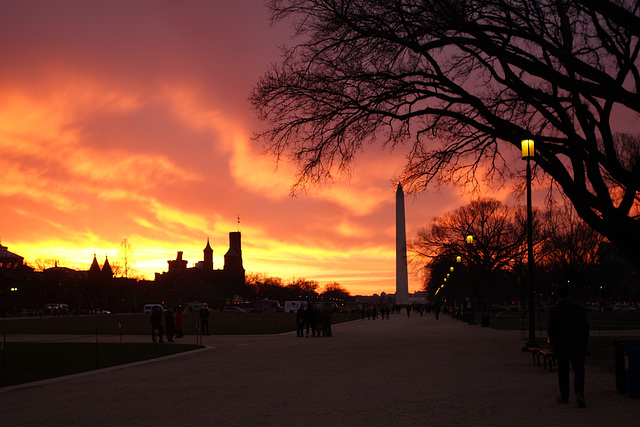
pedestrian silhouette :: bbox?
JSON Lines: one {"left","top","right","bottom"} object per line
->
{"left": 165, "top": 306, "right": 175, "bottom": 342}
{"left": 150, "top": 306, "right": 164, "bottom": 343}
{"left": 547, "top": 286, "right": 589, "bottom": 408}
{"left": 199, "top": 306, "right": 210, "bottom": 336}
{"left": 175, "top": 307, "right": 184, "bottom": 338}
{"left": 296, "top": 305, "right": 305, "bottom": 337}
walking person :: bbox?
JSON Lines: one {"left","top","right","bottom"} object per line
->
{"left": 175, "top": 307, "right": 184, "bottom": 338}
{"left": 150, "top": 306, "right": 164, "bottom": 343}
{"left": 547, "top": 286, "right": 590, "bottom": 408}
{"left": 314, "top": 304, "right": 324, "bottom": 336}
{"left": 199, "top": 306, "right": 210, "bottom": 336}
{"left": 296, "top": 305, "right": 305, "bottom": 337}
{"left": 165, "top": 306, "right": 175, "bottom": 342}
{"left": 322, "top": 303, "right": 333, "bottom": 337}
{"left": 304, "top": 302, "right": 316, "bottom": 337}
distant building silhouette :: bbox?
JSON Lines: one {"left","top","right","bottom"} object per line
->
{"left": 154, "top": 232, "right": 246, "bottom": 305}
{"left": 89, "top": 253, "right": 101, "bottom": 277}
{"left": 167, "top": 251, "right": 188, "bottom": 274}
{"left": 0, "top": 244, "right": 24, "bottom": 270}
{"left": 0, "top": 233, "right": 246, "bottom": 313}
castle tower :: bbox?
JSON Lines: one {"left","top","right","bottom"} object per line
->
{"left": 89, "top": 252, "right": 101, "bottom": 278}
{"left": 203, "top": 238, "right": 214, "bottom": 271}
{"left": 224, "top": 231, "right": 243, "bottom": 271}
{"left": 396, "top": 184, "right": 409, "bottom": 305}
{"left": 168, "top": 251, "right": 188, "bottom": 273}
{"left": 102, "top": 255, "right": 113, "bottom": 279}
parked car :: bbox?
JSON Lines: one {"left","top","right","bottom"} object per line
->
{"left": 612, "top": 304, "right": 636, "bottom": 311}
{"left": 222, "top": 306, "right": 247, "bottom": 313}
{"left": 143, "top": 304, "right": 166, "bottom": 314}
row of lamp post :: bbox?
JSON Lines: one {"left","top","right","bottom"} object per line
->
{"left": 454, "top": 135, "right": 537, "bottom": 342}
{"left": 431, "top": 134, "right": 537, "bottom": 341}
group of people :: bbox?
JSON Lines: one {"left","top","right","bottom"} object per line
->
{"left": 296, "top": 303, "right": 334, "bottom": 337}
{"left": 150, "top": 305, "right": 184, "bottom": 343}
{"left": 361, "top": 306, "right": 391, "bottom": 320}
{"left": 359, "top": 303, "right": 441, "bottom": 320}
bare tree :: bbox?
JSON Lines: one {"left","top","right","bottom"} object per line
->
{"left": 540, "top": 203, "right": 605, "bottom": 300}
{"left": 252, "top": 0, "right": 640, "bottom": 268}
{"left": 118, "top": 238, "right": 134, "bottom": 279}
{"left": 287, "top": 277, "right": 320, "bottom": 295}
{"left": 30, "top": 258, "right": 60, "bottom": 271}
{"left": 321, "top": 282, "right": 351, "bottom": 301}
{"left": 410, "top": 199, "right": 534, "bottom": 306}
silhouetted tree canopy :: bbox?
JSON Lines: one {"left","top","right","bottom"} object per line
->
{"left": 321, "top": 282, "right": 351, "bottom": 301}
{"left": 252, "top": 0, "right": 640, "bottom": 268}
{"left": 410, "top": 199, "right": 532, "bottom": 304}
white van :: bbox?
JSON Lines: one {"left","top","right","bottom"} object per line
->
{"left": 284, "top": 301, "right": 308, "bottom": 313}
{"left": 143, "top": 304, "right": 165, "bottom": 314}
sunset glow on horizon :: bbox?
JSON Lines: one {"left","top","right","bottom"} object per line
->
{"left": 1, "top": 1, "right": 520, "bottom": 296}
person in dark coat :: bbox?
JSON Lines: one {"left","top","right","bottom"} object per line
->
{"left": 296, "top": 306, "right": 305, "bottom": 337}
{"left": 199, "top": 306, "right": 210, "bottom": 336}
{"left": 165, "top": 306, "right": 175, "bottom": 342}
{"left": 547, "top": 286, "right": 589, "bottom": 408}
{"left": 322, "top": 304, "right": 333, "bottom": 337}
{"left": 150, "top": 306, "right": 164, "bottom": 343}
{"left": 175, "top": 307, "right": 184, "bottom": 338}
{"left": 304, "top": 303, "right": 316, "bottom": 337}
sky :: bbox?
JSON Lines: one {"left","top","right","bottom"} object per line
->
{"left": 0, "top": 0, "right": 517, "bottom": 296}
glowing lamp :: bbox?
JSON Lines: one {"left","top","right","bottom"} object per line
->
{"left": 521, "top": 137, "right": 535, "bottom": 160}
{"left": 466, "top": 234, "right": 473, "bottom": 244}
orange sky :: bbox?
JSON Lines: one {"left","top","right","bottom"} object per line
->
{"left": 0, "top": 1, "right": 517, "bottom": 296}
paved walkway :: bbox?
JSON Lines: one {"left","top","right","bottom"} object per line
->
{"left": 1, "top": 314, "right": 639, "bottom": 426}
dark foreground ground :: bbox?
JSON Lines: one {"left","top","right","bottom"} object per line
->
{"left": 1, "top": 314, "right": 639, "bottom": 426}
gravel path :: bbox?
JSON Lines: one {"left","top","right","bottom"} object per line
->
{"left": 1, "top": 314, "right": 639, "bottom": 426}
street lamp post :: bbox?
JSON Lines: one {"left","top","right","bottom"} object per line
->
{"left": 465, "top": 233, "right": 476, "bottom": 324}
{"left": 521, "top": 136, "right": 538, "bottom": 348}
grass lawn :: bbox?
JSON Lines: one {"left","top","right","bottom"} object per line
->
{"left": 0, "top": 342, "right": 203, "bottom": 388}
{"left": 585, "top": 336, "right": 640, "bottom": 373}
{"left": 488, "top": 310, "right": 640, "bottom": 332}
{"left": 0, "top": 311, "right": 362, "bottom": 336}
{"left": 0, "top": 311, "right": 362, "bottom": 388}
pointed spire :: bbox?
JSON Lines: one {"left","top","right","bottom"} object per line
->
{"left": 203, "top": 238, "right": 214, "bottom": 271}
{"left": 102, "top": 254, "right": 113, "bottom": 278}
{"left": 89, "top": 252, "right": 101, "bottom": 273}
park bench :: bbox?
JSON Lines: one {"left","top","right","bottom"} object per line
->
{"left": 527, "top": 346, "right": 555, "bottom": 372}
{"left": 528, "top": 347, "right": 541, "bottom": 364}
{"left": 539, "top": 349, "right": 555, "bottom": 372}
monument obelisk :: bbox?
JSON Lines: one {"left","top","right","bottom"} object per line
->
{"left": 396, "top": 183, "right": 409, "bottom": 305}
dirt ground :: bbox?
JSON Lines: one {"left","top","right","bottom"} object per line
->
{"left": 1, "top": 314, "right": 639, "bottom": 426}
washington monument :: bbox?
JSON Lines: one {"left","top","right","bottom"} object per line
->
{"left": 396, "top": 183, "right": 409, "bottom": 305}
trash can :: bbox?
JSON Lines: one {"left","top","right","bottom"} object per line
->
{"left": 481, "top": 314, "right": 490, "bottom": 327}
{"left": 622, "top": 342, "right": 640, "bottom": 398}
{"left": 462, "top": 312, "right": 470, "bottom": 323}
{"left": 613, "top": 341, "right": 630, "bottom": 393}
